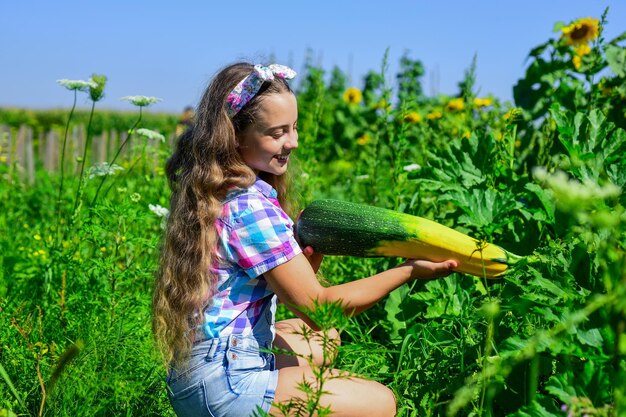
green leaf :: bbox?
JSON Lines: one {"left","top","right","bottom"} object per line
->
{"left": 605, "top": 44, "right": 626, "bottom": 77}
{"left": 549, "top": 105, "right": 576, "bottom": 153}
{"left": 512, "top": 402, "right": 557, "bottom": 417}
{"left": 528, "top": 39, "right": 553, "bottom": 58}
{"left": 524, "top": 183, "right": 556, "bottom": 224}
{"left": 545, "top": 375, "right": 576, "bottom": 403}
{"left": 586, "top": 109, "right": 609, "bottom": 151}
{"left": 600, "top": 125, "right": 626, "bottom": 164}
{"left": 384, "top": 283, "right": 411, "bottom": 339}
{"left": 552, "top": 21, "right": 566, "bottom": 33}
{"left": 607, "top": 163, "right": 626, "bottom": 187}
{"left": 0, "top": 362, "right": 25, "bottom": 410}
{"left": 441, "top": 188, "right": 521, "bottom": 234}
{"left": 576, "top": 328, "right": 603, "bottom": 347}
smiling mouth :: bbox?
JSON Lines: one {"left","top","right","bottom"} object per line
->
{"left": 275, "top": 154, "right": 290, "bottom": 162}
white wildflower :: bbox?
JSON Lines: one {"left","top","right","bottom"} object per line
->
{"left": 136, "top": 128, "right": 165, "bottom": 142}
{"left": 87, "top": 162, "right": 124, "bottom": 179}
{"left": 355, "top": 174, "right": 370, "bottom": 181}
{"left": 149, "top": 204, "right": 170, "bottom": 218}
{"left": 57, "top": 78, "right": 98, "bottom": 91}
{"left": 121, "top": 95, "right": 162, "bottom": 107}
{"left": 533, "top": 167, "right": 621, "bottom": 211}
{"left": 403, "top": 163, "right": 421, "bottom": 172}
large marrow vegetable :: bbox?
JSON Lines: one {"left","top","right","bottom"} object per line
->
{"left": 295, "top": 199, "right": 521, "bottom": 278}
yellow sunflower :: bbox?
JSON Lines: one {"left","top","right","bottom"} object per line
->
{"left": 356, "top": 133, "right": 370, "bottom": 146}
{"left": 574, "top": 43, "right": 592, "bottom": 57}
{"left": 503, "top": 108, "right": 521, "bottom": 123}
{"left": 572, "top": 55, "right": 583, "bottom": 70}
{"left": 473, "top": 97, "right": 493, "bottom": 108}
{"left": 598, "top": 79, "right": 613, "bottom": 97}
{"left": 446, "top": 98, "right": 465, "bottom": 111}
{"left": 343, "top": 87, "right": 363, "bottom": 105}
{"left": 426, "top": 111, "right": 442, "bottom": 120}
{"left": 372, "top": 98, "right": 392, "bottom": 111}
{"left": 561, "top": 17, "right": 600, "bottom": 46}
{"left": 403, "top": 111, "right": 422, "bottom": 124}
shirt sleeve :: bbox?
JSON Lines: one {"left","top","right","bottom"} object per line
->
{"left": 226, "top": 196, "right": 302, "bottom": 278}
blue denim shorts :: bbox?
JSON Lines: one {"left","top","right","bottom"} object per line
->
{"left": 167, "top": 303, "right": 278, "bottom": 417}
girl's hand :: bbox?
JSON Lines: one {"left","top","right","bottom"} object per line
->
{"left": 302, "top": 246, "right": 324, "bottom": 274}
{"left": 400, "top": 259, "right": 458, "bottom": 280}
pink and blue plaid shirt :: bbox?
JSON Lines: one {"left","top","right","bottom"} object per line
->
{"left": 197, "top": 178, "right": 302, "bottom": 339}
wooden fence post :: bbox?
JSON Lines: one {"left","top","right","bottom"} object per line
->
{"left": 119, "top": 130, "right": 129, "bottom": 163}
{"left": 0, "top": 125, "right": 9, "bottom": 161}
{"left": 45, "top": 129, "right": 59, "bottom": 171}
{"left": 108, "top": 130, "right": 119, "bottom": 163}
{"left": 0, "top": 123, "right": 172, "bottom": 182}
{"left": 98, "top": 130, "right": 108, "bottom": 163}
{"left": 92, "top": 131, "right": 102, "bottom": 164}
{"left": 15, "top": 125, "right": 26, "bottom": 180}
{"left": 0, "top": 126, "right": 11, "bottom": 180}
{"left": 25, "top": 126, "right": 35, "bottom": 184}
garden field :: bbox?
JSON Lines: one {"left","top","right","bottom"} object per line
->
{"left": 1, "top": 14, "right": 626, "bottom": 417}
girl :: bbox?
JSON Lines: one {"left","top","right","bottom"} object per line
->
{"left": 152, "top": 62, "right": 458, "bottom": 417}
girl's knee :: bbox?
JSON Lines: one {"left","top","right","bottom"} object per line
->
{"left": 377, "top": 384, "right": 397, "bottom": 417}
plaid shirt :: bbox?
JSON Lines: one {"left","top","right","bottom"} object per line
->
{"left": 198, "top": 178, "right": 302, "bottom": 339}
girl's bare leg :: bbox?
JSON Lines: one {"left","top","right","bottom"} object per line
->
{"left": 273, "top": 318, "right": 340, "bottom": 368}
{"left": 272, "top": 318, "right": 396, "bottom": 416}
{"left": 271, "top": 367, "right": 396, "bottom": 417}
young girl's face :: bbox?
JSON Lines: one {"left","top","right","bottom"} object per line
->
{"left": 237, "top": 91, "right": 298, "bottom": 176}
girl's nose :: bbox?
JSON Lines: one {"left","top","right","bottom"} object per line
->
{"left": 284, "top": 131, "right": 298, "bottom": 150}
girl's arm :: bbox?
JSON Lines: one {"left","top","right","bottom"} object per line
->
{"left": 264, "top": 253, "right": 457, "bottom": 330}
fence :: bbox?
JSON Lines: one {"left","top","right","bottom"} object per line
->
{"left": 0, "top": 124, "right": 175, "bottom": 184}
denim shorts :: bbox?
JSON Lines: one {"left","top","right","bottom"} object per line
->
{"left": 167, "top": 302, "right": 278, "bottom": 417}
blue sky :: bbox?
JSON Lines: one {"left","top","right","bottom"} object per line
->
{"left": 1, "top": 1, "right": 624, "bottom": 113}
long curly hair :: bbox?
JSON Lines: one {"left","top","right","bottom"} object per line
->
{"left": 152, "top": 62, "right": 296, "bottom": 367}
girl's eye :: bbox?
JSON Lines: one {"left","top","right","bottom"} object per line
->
{"left": 271, "top": 131, "right": 284, "bottom": 139}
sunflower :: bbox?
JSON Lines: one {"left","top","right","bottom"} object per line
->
{"left": 356, "top": 133, "right": 370, "bottom": 145}
{"left": 426, "top": 111, "right": 442, "bottom": 120}
{"left": 473, "top": 97, "right": 493, "bottom": 108}
{"left": 372, "top": 98, "right": 392, "bottom": 111}
{"left": 446, "top": 98, "right": 465, "bottom": 111}
{"left": 574, "top": 43, "right": 592, "bottom": 57}
{"left": 503, "top": 108, "right": 521, "bottom": 122}
{"left": 343, "top": 87, "right": 363, "bottom": 104}
{"left": 403, "top": 111, "right": 422, "bottom": 124}
{"left": 561, "top": 17, "right": 600, "bottom": 46}
{"left": 572, "top": 55, "right": 583, "bottom": 70}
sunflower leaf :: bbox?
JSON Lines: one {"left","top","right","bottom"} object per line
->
{"left": 605, "top": 44, "right": 626, "bottom": 77}
{"left": 552, "top": 21, "right": 566, "bottom": 33}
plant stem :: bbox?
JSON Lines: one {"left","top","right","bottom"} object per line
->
{"left": 509, "top": 124, "right": 517, "bottom": 170}
{"left": 71, "top": 99, "right": 97, "bottom": 217}
{"left": 55, "top": 90, "right": 77, "bottom": 247}
{"left": 479, "top": 316, "right": 495, "bottom": 416}
{"left": 90, "top": 107, "right": 143, "bottom": 207}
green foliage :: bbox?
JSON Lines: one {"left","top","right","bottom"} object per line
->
{"left": 1, "top": 13, "right": 626, "bottom": 417}
{"left": 0, "top": 108, "right": 179, "bottom": 136}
